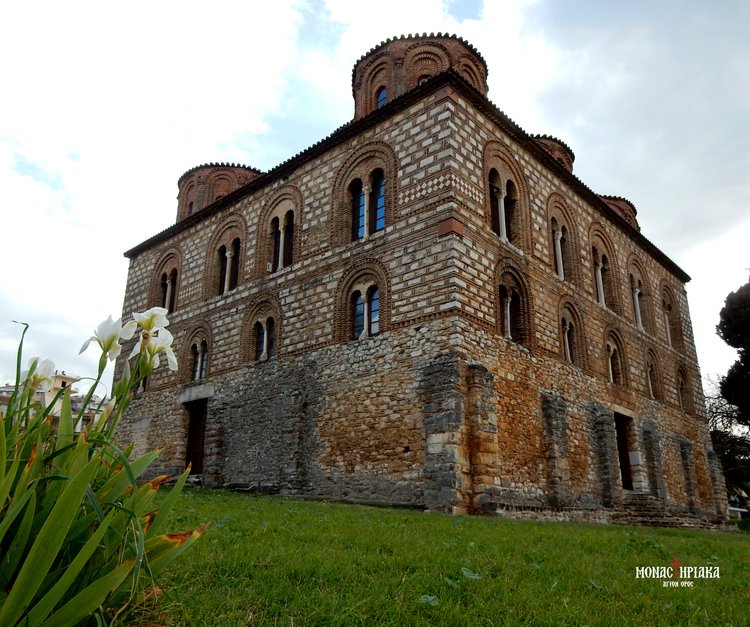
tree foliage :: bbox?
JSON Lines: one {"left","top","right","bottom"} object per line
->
{"left": 717, "top": 277, "right": 750, "bottom": 427}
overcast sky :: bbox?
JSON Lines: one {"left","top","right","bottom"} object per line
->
{"left": 1, "top": 0, "right": 748, "bottom": 396}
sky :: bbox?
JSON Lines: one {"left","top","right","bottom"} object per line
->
{"left": 1, "top": 0, "right": 748, "bottom": 397}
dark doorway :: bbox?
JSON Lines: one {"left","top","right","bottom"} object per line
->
{"left": 184, "top": 399, "right": 207, "bottom": 475}
{"left": 614, "top": 413, "right": 633, "bottom": 490}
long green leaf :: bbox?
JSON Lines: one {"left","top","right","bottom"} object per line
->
{"left": 24, "top": 511, "right": 119, "bottom": 627}
{"left": 0, "top": 413, "right": 6, "bottom": 485}
{"left": 40, "top": 559, "right": 135, "bottom": 627}
{"left": 0, "top": 458, "right": 98, "bottom": 627}
{"left": 94, "top": 449, "right": 159, "bottom": 502}
{"left": 0, "top": 494, "right": 36, "bottom": 587}
{"left": 0, "top": 489, "right": 33, "bottom": 547}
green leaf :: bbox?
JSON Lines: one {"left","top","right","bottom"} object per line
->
{"left": 40, "top": 559, "right": 135, "bottom": 627}
{"left": 0, "top": 494, "right": 36, "bottom": 587}
{"left": 25, "top": 511, "right": 120, "bottom": 627}
{"left": 0, "top": 458, "right": 98, "bottom": 627}
{"left": 0, "top": 489, "right": 33, "bottom": 547}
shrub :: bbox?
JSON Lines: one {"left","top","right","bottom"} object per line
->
{"left": 0, "top": 308, "right": 203, "bottom": 626}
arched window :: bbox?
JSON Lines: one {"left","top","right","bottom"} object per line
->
{"left": 661, "top": 287, "right": 683, "bottom": 350}
{"left": 283, "top": 210, "right": 295, "bottom": 267}
{"left": 376, "top": 86, "right": 388, "bottom": 108}
{"left": 551, "top": 218, "right": 573, "bottom": 282}
{"left": 561, "top": 307, "right": 580, "bottom": 366}
{"left": 253, "top": 317, "right": 277, "bottom": 361}
{"left": 254, "top": 321, "right": 265, "bottom": 361}
{"left": 500, "top": 284, "right": 526, "bottom": 344}
{"left": 217, "top": 238, "right": 241, "bottom": 295}
{"left": 350, "top": 170, "right": 386, "bottom": 241}
{"left": 350, "top": 284, "right": 380, "bottom": 340}
{"left": 629, "top": 271, "right": 650, "bottom": 332}
{"left": 646, "top": 352, "right": 662, "bottom": 400}
{"left": 190, "top": 340, "right": 209, "bottom": 381}
{"left": 676, "top": 367, "right": 692, "bottom": 412}
{"left": 271, "top": 217, "right": 281, "bottom": 272}
{"left": 160, "top": 268, "right": 178, "bottom": 313}
{"left": 350, "top": 179, "right": 365, "bottom": 240}
{"left": 369, "top": 170, "right": 385, "bottom": 234}
{"left": 607, "top": 340, "right": 623, "bottom": 384}
{"left": 592, "top": 246, "right": 617, "bottom": 311}
{"left": 488, "top": 169, "right": 520, "bottom": 246}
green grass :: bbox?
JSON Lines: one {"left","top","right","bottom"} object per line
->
{"left": 128, "top": 488, "right": 749, "bottom": 626}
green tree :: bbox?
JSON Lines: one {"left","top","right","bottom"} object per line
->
{"left": 716, "top": 277, "right": 750, "bottom": 427}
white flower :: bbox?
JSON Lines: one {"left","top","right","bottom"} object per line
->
{"left": 21, "top": 357, "right": 56, "bottom": 392}
{"left": 132, "top": 307, "right": 169, "bottom": 332}
{"left": 80, "top": 315, "right": 138, "bottom": 361}
{"left": 142, "top": 328, "right": 179, "bottom": 371}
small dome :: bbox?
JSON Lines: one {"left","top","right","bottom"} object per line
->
{"left": 533, "top": 135, "right": 575, "bottom": 173}
{"left": 600, "top": 195, "right": 639, "bottom": 231}
{"left": 176, "top": 163, "right": 261, "bottom": 222}
{"left": 351, "top": 33, "right": 488, "bottom": 119}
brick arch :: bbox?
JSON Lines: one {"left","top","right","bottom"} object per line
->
{"left": 659, "top": 281, "right": 684, "bottom": 351}
{"left": 589, "top": 223, "right": 622, "bottom": 313}
{"left": 208, "top": 173, "right": 233, "bottom": 203}
{"left": 403, "top": 42, "right": 450, "bottom": 90}
{"left": 148, "top": 247, "right": 183, "bottom": 310}
{"left": 333, "top": 258, "right": 391, "bottom": 342}
{"left": 558, "top": 297, "right": 588, "bottom": 369}
{"left": 494, "top": 258, "right": 535, "bottom": 347}
{"left": 178, "top": 321, "right": 213, "bottom": 383}
{"left": 547, "top": 193, "right": 579, "bottom": 286}
{"left": 675, "top": 363, "right": 693, "bottom": 412}
{"left": 330, "top": 141, "right": 398, "bottom": 247}
{"left": 254, "top": 185, "right": 304, "bottom": 277}
{"left": 626, "top": 254, "right": 654, "bottom": 333}
{"left": 482, "top": 140, "right": 531, "bottom": 252}
{"left": 354, "top": 53, "right": 392, "bottom": 115}
{"left": 203, "top": 213, "right": 248, "bottom": 298}
{"left": 603, "top": 326, "right": 629, "bottom": 386}
{"left": 240, "top": 293, "right": 283, "bottom": 362}
{"left": 457, "top": 54, "right": 486, "bottom": 91}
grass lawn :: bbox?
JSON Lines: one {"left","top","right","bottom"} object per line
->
{"left": 130, "top": 488, "right": 749, "bottom": 625}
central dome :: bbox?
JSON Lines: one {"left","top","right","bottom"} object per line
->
{"left": 352, "top": 33, "right": 489, "bottom": 119}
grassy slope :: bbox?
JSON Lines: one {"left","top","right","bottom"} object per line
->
{"left": 132, "top": 488, "right": 749, "bottom": 626}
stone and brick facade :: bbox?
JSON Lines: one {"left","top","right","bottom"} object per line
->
{"left": 116, "top": 34, "right": 727, "bottom": 525}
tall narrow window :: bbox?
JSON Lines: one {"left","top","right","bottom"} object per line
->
{"left": 369, "top": 170, "right": 385, "bottom": 234}
{"left": 228, "top": 238, "right": 240, "bottom": 291}
{"left": 614, "top": 414, "right": 634, "bottom": 490}
{"left": 283, "top": 210, "right": 294, "bottom": 267}
{"left": 601, "top": 254, "right": 615, "bottom": 310}
{"left": 662, "top": 289, "right": 682, "bottom": 350}
{"left": 217, "top": 245, "right": 228, "bottom": 296}
{"left": 271, "top": 217, "right": 281, "bottom": 272}
{"left": 499, "top": 283, "right": 525, "bottom": 344}
{"left": 550, "top": 218, "right": 571, "bottom": 281}
{"left": 267, "top": 317, "right": 276, "bottom": 358}
{"left": 561, "top": 314, "right": 577, "bottom": 365}
{"left": 630, "top": 275, "right": 647, "bottom": 330}
{"left": 676, "top": 369, "right": 691, "bottom": 412}
{"left": 607, "top": 341, "right": 623, "bottom": 384}
{"left": 254, "top": 321, "right": 265, "bottom": 361}
{"left": 376, "top": 86, "right": 388, "bottom": 108}
{"left": 351, "top": 291, "right": 364, "bottom": 339}
{"left": 350, "top": 179, "right": 365, "bottom": 240}
{"left": 647, "top": 361, "right": 659, "bottom": 399}
{"left": 504, "top": 180, "right": 518, "bottom": 244}
{"left": 160, "top": 270, "right": 178, "bottom": 313}
{"left": 199, "top": 340, "right": 208, "bottom": 379}
{"left": 368, "top": 286, "right": 380, "bottom": 335}
{"left": 489, "top": 170, "right": 502, "bottom": 237}
{"left": 191, "top": 344, "right": 200, "bottom": 381}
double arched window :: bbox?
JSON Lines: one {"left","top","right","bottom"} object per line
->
{"left": 217, "top": 238, "right": 240, "bottom": 295}
{"left": 489, "top": 169, "right": 520, "bottom": 245}
{"left": 591, "top": 243, "right": 618, "bottom": 312}
{"left": 351, "top": 285, "right": 380, "bottom": 339}
{"left": 160, "top": 269, "right": 178, "bottom": 313}
{"left": 560, "top": 304, "right": 584, "bottom": 367}
{"left": 661, "top": 285, "right": 683, "bottom": 350}
{"left": 350, "top": 169, "right": 386, "bottom": 240}
{"left": 605, "top": 332, "right": 626, "bottom": 385}
{"left": 676, "top": 367, "right": 692, "bottom": 412}
{"left": 497, "top": 268, "right": 531, "bottom": 346}
{"left": 253, "top": 317, "right": 277, "bottom": 360}
{"left": 190, "top": 340, "right": 209, "bottom": 381}
{"left": 645, "top": 350, "right": 662, "bottom": 400}
{"left": 271, "top": 210, "right": 295, "bottom": 271}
